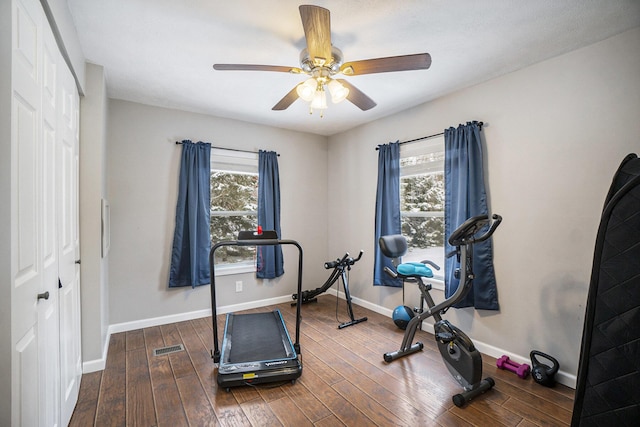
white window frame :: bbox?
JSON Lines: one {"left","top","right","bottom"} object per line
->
{"left": 400, "top": 136, "right": 445, "bottom": 288}
{"left": 210, "top": 148, "right": 259, "bottom": 276}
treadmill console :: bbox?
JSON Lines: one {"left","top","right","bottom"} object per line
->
{"left": 237, "top": 229, "right": 279, "bottom": 240}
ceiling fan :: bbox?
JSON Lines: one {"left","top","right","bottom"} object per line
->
{"left": 213, "top": 5, "right": 431, "bottom": 115}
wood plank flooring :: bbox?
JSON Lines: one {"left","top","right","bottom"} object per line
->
{"left": 70, "top": 295, "right": 575, "bottom": 426}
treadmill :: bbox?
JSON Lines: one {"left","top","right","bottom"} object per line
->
{"left": 209, "top": 230, "right": 303, "bottom": 390}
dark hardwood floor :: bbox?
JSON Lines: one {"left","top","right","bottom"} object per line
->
{"left": 70, "top": 295, "right": 574, "bottom": 426}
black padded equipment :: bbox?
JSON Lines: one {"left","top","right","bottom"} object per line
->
{"left": 379, "top": 234, "right": 408, "bottom": 258}
{"left": 571, "top": 153, "right": 640, "bottom": 426}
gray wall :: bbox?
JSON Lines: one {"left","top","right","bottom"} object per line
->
{"left": 79, "top": 63, "right": 109, "bottom": 366}
{"left": 41, "top": 0, "right": 85, "bottom": 91}
{"left": 106, "top": 101, "right": 329, "bottom": 325}
{"left": 327, "top": 27, "right": 640, "bottom": 385}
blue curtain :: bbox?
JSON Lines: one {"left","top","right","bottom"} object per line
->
{"left": 373, "top": 142, "right": 403, "bottom": 287}
{"left": 444, "top": 122, "right": 499, "bottom": 309}
{"left": 169, "top": 141, "right": 211, "bottom": 288}
{"left": 257, "top": 150, "right": 284, "bottom": 279}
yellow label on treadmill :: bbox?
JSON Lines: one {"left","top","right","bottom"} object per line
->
{"left": 243, "top": 373, "right": 256, "bottom": 379}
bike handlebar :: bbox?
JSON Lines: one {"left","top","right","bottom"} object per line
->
{"left": 448, "top": 214, "right": 502, "bottom": 247}
{"left": 421, "top": 260, "right": 441, "bottom": 271}
{"left": 324, "top": 250, "right": 364, "bottom": 269}
{"left": 476, "top": 214, "right": 502, "bottom": 243}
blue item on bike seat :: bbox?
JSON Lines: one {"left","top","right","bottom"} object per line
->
{"left": 397, "top": 262, "right": 433, "bottom": 278}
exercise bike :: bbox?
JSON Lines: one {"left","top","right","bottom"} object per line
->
{"left": 292, "top": 251, "right": 368, "bottom": 329}
{"left": 379, "top": 214, "right": 502, "bottom": 407}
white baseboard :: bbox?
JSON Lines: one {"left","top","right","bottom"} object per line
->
{"left": 82, "top": 343, "right": 109, "bottom": 373}
{"left": 83, "top": 292, "right": 576, "bottom": 388}
{"left": 338, "top": 290, "right": 576, "bottom": 389}
{"left": 82, "top": 295, "right": 294, "bottom": 373}
{"left": 471, "top": 339, "right": 577, "bottom": 389}
{"left": 346, "top": 291, "right": 394, "bottom": 317}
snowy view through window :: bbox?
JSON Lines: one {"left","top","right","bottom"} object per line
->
{"left": 400, "top": 150, "right": 445, "bottom": 279}
{"left": 209, "top": 147, "right": 445, "bottom": 274}
{"left": 210, "top": 171, "right": 258, "bottom": 265}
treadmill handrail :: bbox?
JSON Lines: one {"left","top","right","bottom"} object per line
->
{"left": 209, "top": 238, "right": 304, "bottom": 364}
{"left": 236, "top": 238, "right": 280, "bottom": 246}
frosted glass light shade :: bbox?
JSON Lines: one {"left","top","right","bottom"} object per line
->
{"left": 310, "top": 88, "right": 327, "bottom": 109}
{"left": 327, "top": 79, "right": 349, "bottom": 103}
{"left": 296, "top": 78, "right": 318, "bottom": 101}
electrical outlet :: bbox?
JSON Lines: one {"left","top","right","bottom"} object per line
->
{"left": 235, "top": 281, "right": 243, "bottom": 292}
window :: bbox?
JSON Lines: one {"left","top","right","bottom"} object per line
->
{"left": 400, "top": 137, "right": 445, "bottom": 281}
{"left": 210, "top": 149, "right": 258, "bottom": 273}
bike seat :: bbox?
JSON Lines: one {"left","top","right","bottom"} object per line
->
{"left": 397, "top": 262, "right": 433, "bottom": 278}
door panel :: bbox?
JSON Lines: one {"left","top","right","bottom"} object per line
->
{"left": 12, "top": 0, "right": 81, "bottom": 425}
{"left": 16, "top": 328, "right": 39, "bottom": 427}
{"left": 58, "top": 63, "right": 81, "bottom": 427}
{"left": 40, "top": 17, "right": 61, "bottom": 427}
{"left": 38, "top": 302, "right": 59, "bottom": 427}
{"left": 12, "top": 0, "right": 42, "bottom": 425}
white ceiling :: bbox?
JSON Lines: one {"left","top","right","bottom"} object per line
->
{"left": 67, "top": 0, "right": 640, "bottom": 136}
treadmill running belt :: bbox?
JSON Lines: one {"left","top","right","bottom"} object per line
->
{"left": 226, "top": 311, "right": 291, "bottom": 364}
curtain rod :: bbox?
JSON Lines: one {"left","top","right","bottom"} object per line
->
{"left": 376, "top": 121, "right": 483, "bottom": 150}
{"left": 175, "top": 141, "right": 279, "bottom": 156}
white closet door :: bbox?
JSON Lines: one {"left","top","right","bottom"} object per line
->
{"left": 57, "top": 50, "right": 82, "bottom": 427}
{"left": 11, "top": 0, "right": 81, "bottom": 425}
{"left": 11, "top": 0, "right": 44, "bottom": 424}
{"left": 39, "top": 12, "right": 61, "bottom": 427}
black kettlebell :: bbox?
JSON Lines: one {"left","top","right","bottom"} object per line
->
{"left": 530, "top": 350, "right": 559, "bottom": 387}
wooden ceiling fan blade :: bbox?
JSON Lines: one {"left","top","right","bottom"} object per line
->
{"left": 336, "top": 79, "right": 376, "bottom": 111}
{"left": 213, "top": 64, "right": 303, "bottom": 74}
{"left": 340, "top": 53, "right": 431, "bottom": 75}
{"left": 299, "top": 5, "right": 331, "bottom": 66}
{"left": 272, "top": 85, "right": 300, "bottom": 111}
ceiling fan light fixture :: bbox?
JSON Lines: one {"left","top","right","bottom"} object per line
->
{"left": 214, "top": 6, "right": 430, "bottom": 115}
{"left": 310, "top": 86, "right": 328, "bottom": 110}
{"left": 327, "top": 79, "right": 349, "bottom": 103}
{"left": 296, "top": 78, "right": 318, "bottom": 101}
{"left": 328, "top": 46, "right": 344, "bottom": 73}
{"left": 299, "top": 48, "right": 314, "bottom": 73}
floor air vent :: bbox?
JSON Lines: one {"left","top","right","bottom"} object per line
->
{"left": 153, "top": 344, "right": 185, "bottom": 356}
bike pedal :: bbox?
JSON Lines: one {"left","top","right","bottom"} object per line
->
{"left": 436, "top": 332, "right": 455, "bottom": 343}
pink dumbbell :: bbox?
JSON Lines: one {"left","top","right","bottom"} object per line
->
{"left": 496, "top": 355, "right": 531, "bottom": 379}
